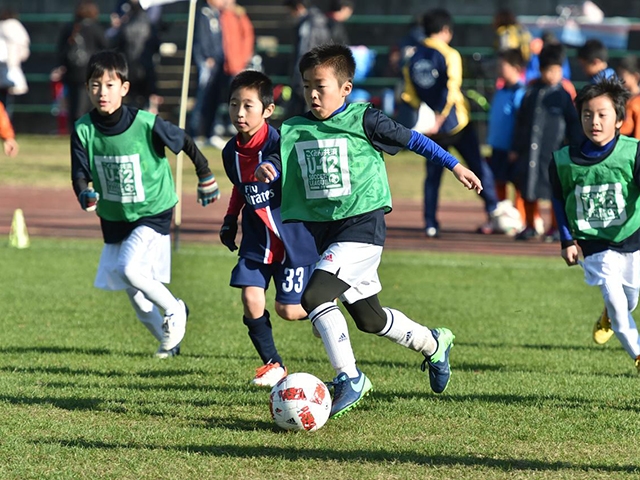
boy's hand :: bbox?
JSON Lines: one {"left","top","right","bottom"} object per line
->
{"left": 561, "top": 244, "right": 580, "bottom": 266}
{"left": 79, "top": 188, "right": 99, "bottom": 212}
{"left": 3, "top": 138, "right": 18, "bottom": 157}
{"left": 452, "top": 164, "right": 483, "bottom": 194}
{"left": 197, "top": 174, "right": 221, "bottom": 206}
{"left": 255, "top": 162, "right": 280, "bottom": 183}
{"left": 219, "top": 215, "right": 238, "bottom": 252}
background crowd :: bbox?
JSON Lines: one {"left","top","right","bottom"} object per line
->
{"left": 1, "top": 0, "right": 639, "bottom": 241}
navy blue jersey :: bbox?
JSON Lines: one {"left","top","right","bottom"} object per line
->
{"left": 222, "top": 123, "right": 319, "bottom": 267}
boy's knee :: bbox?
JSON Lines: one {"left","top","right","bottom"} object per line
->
{"left": 344, "top": 297, "right": 387, "bottom": 334}
{"left": 275, "top": 303, "right": 307, "bottom": 321}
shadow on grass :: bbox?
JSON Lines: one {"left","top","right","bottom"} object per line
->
{"left": 0, "top": 365, "right": 209, "bottom": 378}
{"left": 29, "top": 438, "right": 640, "bottom": 473}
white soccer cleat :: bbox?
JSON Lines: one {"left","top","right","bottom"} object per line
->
{"left": 160, "top": 299, "right": 188, "bottom": 351}
{"left": 154, "top": 343, "right": 180, "bottom": 359}
{"left": 251, "top": 362, "right": 287, "bottom": 387}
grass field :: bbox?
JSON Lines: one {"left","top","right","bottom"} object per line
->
{"left": 1, "top": 238, "right": 640, "bottom": 479}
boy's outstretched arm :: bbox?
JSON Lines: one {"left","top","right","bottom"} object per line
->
{"left": 451, "top": 163, "right": 482, "bottom": 193}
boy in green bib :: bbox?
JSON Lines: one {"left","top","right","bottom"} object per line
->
{"left": 71, "top": 51, "right": 220, "bottom": 358}
{"left": 256, "top": 44, "right": 482, "bottom": 418}
{"left": 550, "top": 78, "right": 640, "bottom": 373}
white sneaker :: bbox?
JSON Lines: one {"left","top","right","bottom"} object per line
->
{"left": 161, "top": 299, "right": 188, "bottom": 351}
{"left": 154, "top": 344, "right": 180, "bottom": 359}
{"left": 426, "top": 227, "right": 439, "bottom": 238}
{"left": 251, "top": 362, "right": 287, "bottom": 387}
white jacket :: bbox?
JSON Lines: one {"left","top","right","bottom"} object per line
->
{"left": 0, "top": 18, "right": 30, "bottom": 95}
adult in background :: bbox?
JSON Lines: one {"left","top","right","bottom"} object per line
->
{"left": 190, "top": 0, "right": 226, "bottom": 145}
{"left": 55, "top": 0, "right": 107, "bottom": 132}
{"left": 326, "top": 0, "right": 354, "bottom": 45}
{"left": 282, "top": 0, "right": 331, "bottom": 118}
{"left": 112, "top": 0, "right": 161, "bottom": 112}
{"left": 398, "top": 8, "right": 503, "bottom": 237}
{"left": 0, "top": 9, "right": 30, "bottom": 114}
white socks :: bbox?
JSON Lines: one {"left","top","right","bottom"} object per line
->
{"left": 309, "top": 302, "right": 359, "bottom": 378}
{"left": 126, "top": 288, "right": 164, "bottom": 341}
{"left": 377, "top": 307, "right": 437, "bottom": 357}
{"left": 118, "top": 264, "right": 180, "bottom": 315}
{"left": 601, "top": 283, "right": 640, "bottom": 358}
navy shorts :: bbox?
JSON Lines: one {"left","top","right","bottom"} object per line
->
{"left": 230, "top": 257, "right": 315, "bottom": 305}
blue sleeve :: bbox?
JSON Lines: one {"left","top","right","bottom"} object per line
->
{"left": 407, "top": 130, "right": 459, "bottom": 170}
{"left": 552, "top": 197, "right": 574, "bottom": 243}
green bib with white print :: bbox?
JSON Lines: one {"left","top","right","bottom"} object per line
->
{"left": 553, "top": 136, "right": 640, "bottom": 242}
{"left": 75, "top": 110, "right": 178, "bottom": 222}
{"left": 279, "top": 102, "right": 391, "bottom": 222}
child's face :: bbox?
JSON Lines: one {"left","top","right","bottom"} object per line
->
{"left": 618, "top": 68, "right": 640, "bottom": 93}
{"left": 302, "top": 65, "right": 352, "bottom": 120}
{"left": 497, "top": 59, "right": 521, "bottom": 85}
{"left": 87, "top": 70, "right": 129, "bottom": 115}
{"left": 539, "top": 64, "right": 563, "bottom": 86}
{"left": 228, "top": 86, "right": 274, "bottom": 142}
{"left": 579, "top": 58, "right": 605, "bottom": 77}
{"left": 581, "top": 94, "right": 622, "bottom": 146}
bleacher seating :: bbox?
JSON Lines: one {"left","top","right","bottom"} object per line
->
{"left": 5, "top": 0, "right": 640, "bottom": 134}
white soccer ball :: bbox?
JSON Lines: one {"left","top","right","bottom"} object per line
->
{"left": 492, "top": 199, "right": 524, "bottom": 236}
{"left": 269, "top": 372, "right": 332, "bottom": 432}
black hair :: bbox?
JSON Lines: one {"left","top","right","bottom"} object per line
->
{"left": 498, "top": 48, "right": 525, "bottom": 68}
{"left": 299, "top": 43, "right": 356, "bottom": 85}
{"left": 618, "top": 55, "right": 640, "bottom": 76}
{"left": 283, "top": 0, "right": 308, "bottom": 9}
{"left": 329, "top": 0, "right": 354, "bottom": 12}
{"left": 86, "top": 50, "right": 128, "bottom": 84}
{"left": 577, "top": 38, "right": 609, "bottom": 63}
{"left": 229, "top": 70, "right": 274, "bottom": 108}
{"left": 422, "top": 8, "right": 453, "bottom": 37}
{"left": 539, "top": 43, "right": 565, "bottom": 69}
{"left": 574, "top": 77, "right": 630, "bottom": 122}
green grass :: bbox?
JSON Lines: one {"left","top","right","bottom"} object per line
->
{"left": 1, "top": 239, "right": 640, "bottom": 479}
{"left": 1, "top": 135, "right": 469, "bottom": 202}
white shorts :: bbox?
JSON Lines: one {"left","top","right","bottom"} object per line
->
{"left": 582, "top": 250, "right": 640, "bottom": 288}
{"left": 315, "top": 242, "right": 383, "bottom": 304}
{"left": 94, "top": 225, "right": 171, "bottom": 291}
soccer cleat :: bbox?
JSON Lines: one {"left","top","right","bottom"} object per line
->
{"left": 160, "top": 299, "right": 189, "bottom": 351}
{"left": 421, "top": 327, "right": 455, "bottom": 394}
{"left": 154, "top": 344, "right": 181, "bottom": 359}
{"left": 251, "top": 362, "right": 287, "bottom": 387}
{"left": 635, "top": 356, "right": 640, "bottom": 375}
{"left": 593, "top": 308, "right": 613, "bottom": 345}
{"left": 328, "top": 368, "right": 372, "bottom": 418}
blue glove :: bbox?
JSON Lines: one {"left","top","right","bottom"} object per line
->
{"left": 79, "top": 188, "right": 99, "bottom": 212}
{"left": 197, "top": 175, "right": 221, "bottom": 206}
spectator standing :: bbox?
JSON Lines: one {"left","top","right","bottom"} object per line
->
{"left": 398, "top": 8, "right": 503, "bottom": 237}
{"left": 0, "top": 100, "right": 18, "bottom": 157}
{"left": 113, "top": 0, "right": 161, "bottom": 112}
{"left": 0, "top": 9, "right": 30, "bottom": 113}
{"left": 56, "top": 0, "right": 107, "bottom": 132}
{"left": 190, "top": 0, "right": 226, "bottom": 145}
{"left": 511, "top": 44, "right": 582, "bottom": 241}
{"left": 282, "top": 0, "right": 331, "bottom": 118}
{"left": 486, "top": 49, "right": 526, "bottom": 213}
{"left": 577, "top": 38, "right": 616, "bottom": 84}
{"left": 617, "top": 55, "right": 640, "bottom": 139}
{"left": 326, "top": 0, "right": 354, "bottom": 45}
{"left": 493, "top": 8, "right": 531, "bottom": 63}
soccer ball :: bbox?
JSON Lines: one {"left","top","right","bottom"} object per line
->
{"left": 491, "top": 199, "right": 524, "bottom": 236}
{"left": 269, "top": 372, "right": 332, "bottom": 432}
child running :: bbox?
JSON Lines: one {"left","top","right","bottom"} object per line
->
{"left": 70, "top": 51, "right": 220, "bottom": 358}
{"left": 219, "top": 70, "right": 319, "bottom": 387}
{"left": 256, "top": 44, "right": 482, "bottom": 418}
{"left": 550, "top": 78, "right": 640, "bottom": 373}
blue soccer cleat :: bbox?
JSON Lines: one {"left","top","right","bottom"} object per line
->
{"left": 328, "top": 368, "right": 372, "bottom": 418}
{"left": 421, "top": 327, "right": 455, "bottom": 394}
{"left": 154, "top": 343, "right": 181, "bottom": 359}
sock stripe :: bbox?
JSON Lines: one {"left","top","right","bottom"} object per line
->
{"left": 310, "top": 303, "right": 340, "bottom": 321}
{"left": 377, "top": 307, "right": 394, "bottom": 337}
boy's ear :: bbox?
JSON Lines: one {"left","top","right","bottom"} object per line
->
{"left": 263, "top": 102, "right": 275, "bottom": 119}
{"left": 121, "top": 81, "right": 131, "bottom": 97}
{"left": 341, "top": 80, "right": 353, "bottom": 97}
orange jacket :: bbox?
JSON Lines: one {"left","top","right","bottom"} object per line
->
{"left": 620, "top": 94, "right": 640, "bottom": 139}
{"left": 0, "top": 102, "right": 15, "bottom": 140}
{"left": 220, "top": 5, "right": 254, "bottom": 76}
